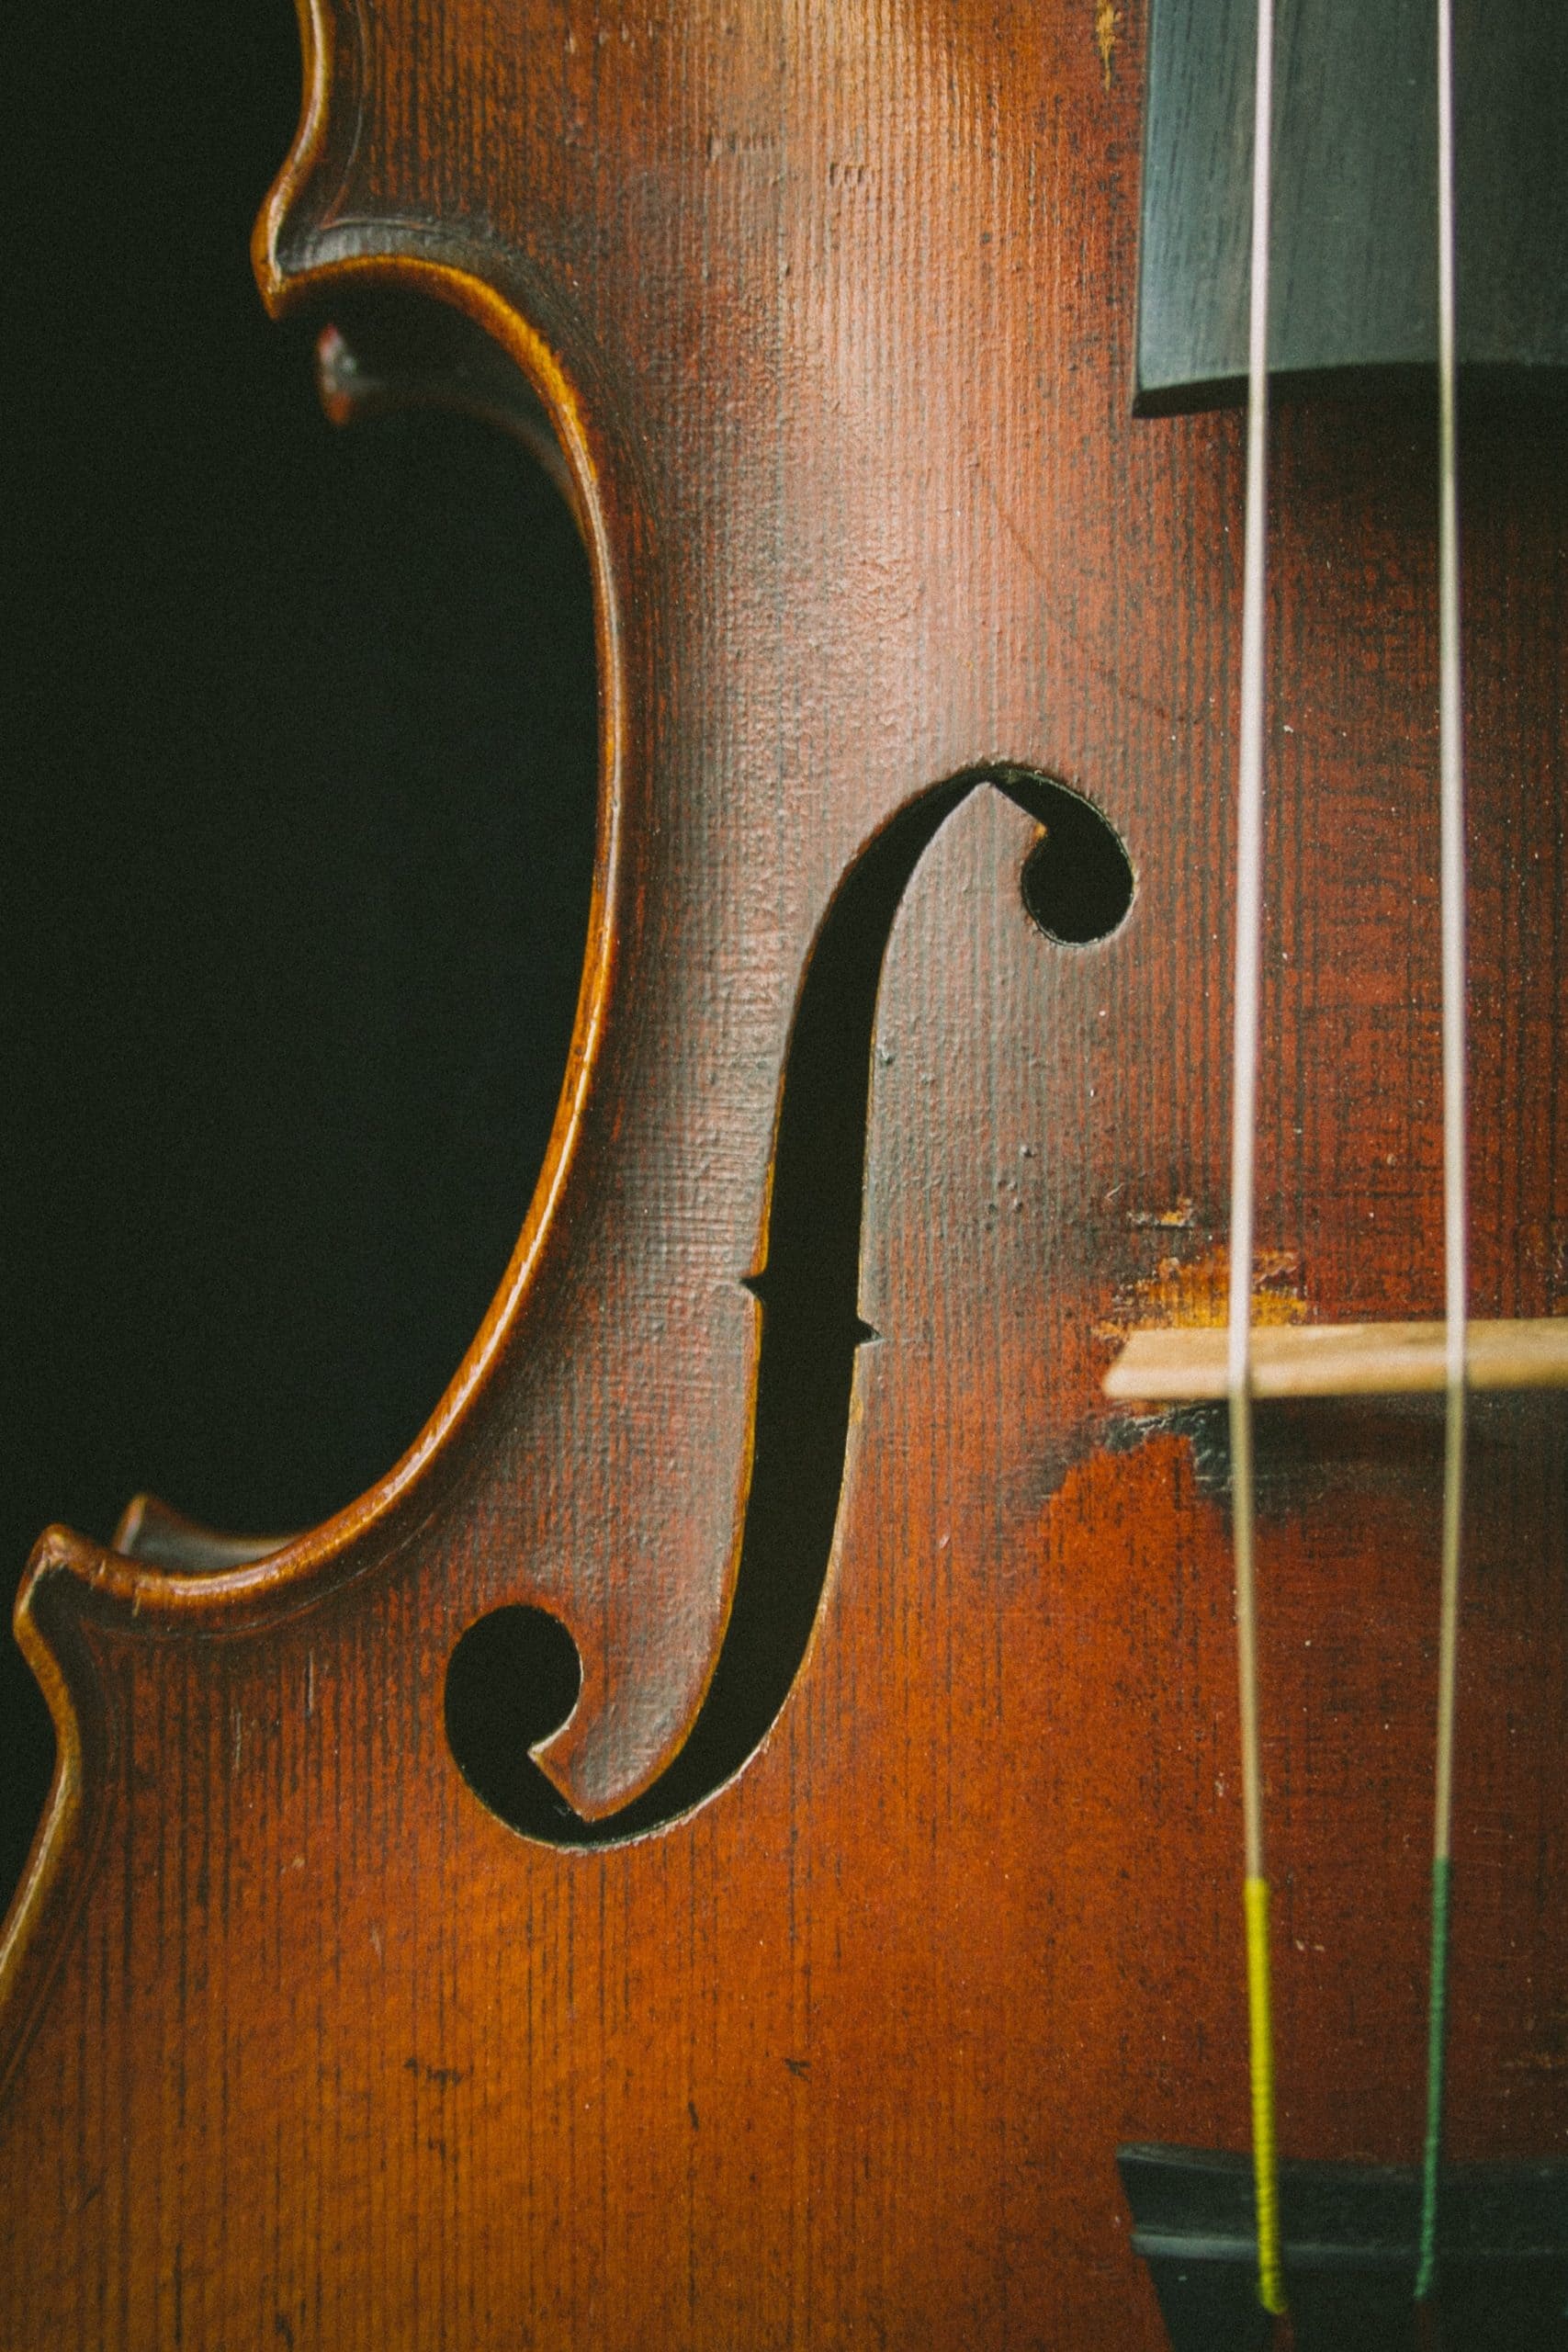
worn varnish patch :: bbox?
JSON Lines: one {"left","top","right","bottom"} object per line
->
{"left": 1097, "top": 1241, "right": 1312, "bottom": 1345}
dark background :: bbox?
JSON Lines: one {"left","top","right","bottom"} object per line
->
{"left": 0, "top": 5, "right": 599, "bottom": 1905}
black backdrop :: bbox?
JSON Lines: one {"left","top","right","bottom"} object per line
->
{"left": 0, "top": 6, "right": 599, "bottom": 1905}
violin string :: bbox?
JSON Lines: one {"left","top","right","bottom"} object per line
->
{"left": 1417, "top": 0, "right": 1469, "bottom": 2299}
{"left": 1229, "top": 0, "right": 1285, "bottom": 2317}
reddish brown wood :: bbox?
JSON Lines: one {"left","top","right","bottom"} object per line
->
{"left": 1, "top": 4, "right": 1563, "bottom": 2345}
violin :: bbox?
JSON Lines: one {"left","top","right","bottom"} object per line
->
{"left": 2, "top": 3, "right": 1563, "bottom": 2346}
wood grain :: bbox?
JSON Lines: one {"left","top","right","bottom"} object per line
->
{"left": 0, "top": 2, "right": 1562, "bottom": 2345}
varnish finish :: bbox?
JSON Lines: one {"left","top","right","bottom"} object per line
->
{"left": 1, "top": 3, "right": 1563, "bottom": 2345}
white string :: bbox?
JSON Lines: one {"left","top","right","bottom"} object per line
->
{"left": 1418, "top": 0, "right": 1469, "bottom": 2296}
{"left": 1432, "top": 0, "right": 1468, "bottom": 1876}
{"left": 1229, "top": 0, "right": 1275, "bottom": 1909}
{"left": 1229, "top": 0, "right": 1285, "bottom": 2316}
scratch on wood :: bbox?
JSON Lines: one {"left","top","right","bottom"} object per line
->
{"left": 1127, "top": 1197, "right": 1196, "bottom": 1230}
{"left": 1096, "top": 1, "right": 1118, "bottom": 89}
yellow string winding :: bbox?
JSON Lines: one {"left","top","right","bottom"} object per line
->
{"left": 1244, "top": 1876, "right": 1286, "bottom": 2314}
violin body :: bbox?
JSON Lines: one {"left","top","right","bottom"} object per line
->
{"left": 2, "top": 4, "right": 1563, "bottom": 2345}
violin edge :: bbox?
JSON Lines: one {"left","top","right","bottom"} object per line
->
{"left": 19, "top": 250, "right": 635, "bottom": 1628}
{"left": 0, "top": 1531, "right": 109, "bottom": 2106}
{"left": 250, "top": 0, "right": 342, "bottom": 314}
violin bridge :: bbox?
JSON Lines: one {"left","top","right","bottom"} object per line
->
{"left": 1104, "top": 1319, "right": 1568, "bottom": 1404}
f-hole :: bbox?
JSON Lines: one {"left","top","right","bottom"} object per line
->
{"left": 445, "top": 766, "right": 1134, "bottom": 1844}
